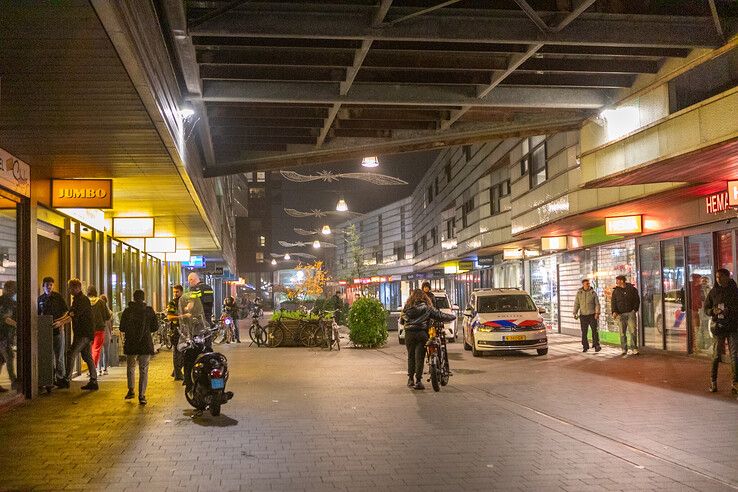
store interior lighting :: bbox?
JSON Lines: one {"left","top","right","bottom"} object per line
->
{"left": 145, "top": 237, "right": 176, "bottom": 253}
{"left": 165, "top": 249, "right": 191, "bottom": 262}
{"left": 179, "top": 102, "right": 195, "bottom": 119}
{"left": 113, "top": 217, "right": 155, "bottom": 238}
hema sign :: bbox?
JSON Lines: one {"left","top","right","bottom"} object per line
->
{"left": 51, "top": 179, "right": 113, "bottom": 209}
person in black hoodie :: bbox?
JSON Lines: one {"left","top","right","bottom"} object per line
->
{"left": 612, "top": 275, "right": 641, "bottom": 355}
{"left": 119, "top": 290, "right": 158, "bottom": 405}
{"left": 400, "top": 289, "right": 456, "bottom": 390}
{"left": 703, "top": 268, "right": 738, "bottom": 395}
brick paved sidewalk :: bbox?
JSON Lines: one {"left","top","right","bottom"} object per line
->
{"left": 0, "top": 334, "right": 735, "bottom": 491}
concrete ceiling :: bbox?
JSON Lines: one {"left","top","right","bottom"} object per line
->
{"left": 0, "top": 0, "right": 218, "bottom": 251}
{"left": 154, "top": 0, "right": 732, "bottom": 177}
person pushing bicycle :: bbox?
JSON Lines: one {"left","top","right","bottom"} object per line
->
{"left": 400, "top": 289, "right": 455, "bottom": 390}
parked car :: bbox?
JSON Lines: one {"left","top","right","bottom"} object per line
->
{"left": 462, "top": 288, "right": 548, "bottom": 357}
{"left": 398, "top": 291, "right": 458, "bottom": 344}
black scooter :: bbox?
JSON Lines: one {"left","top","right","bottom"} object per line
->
{"left": 180, "top": 328, "right": 234, "bottom": 416}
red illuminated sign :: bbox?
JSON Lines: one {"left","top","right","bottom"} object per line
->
{"left": 706, "top": 191, "right": 730, "bottom": 214}
{"left": 729, "top": 181, "right": 738, "bottom": 207}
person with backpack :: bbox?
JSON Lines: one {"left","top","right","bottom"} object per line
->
{"left": 703, "top": 268, "right": 738, "bottom": 395}
{"left": 119, "top": 289, "right": 158, "bottom": 405}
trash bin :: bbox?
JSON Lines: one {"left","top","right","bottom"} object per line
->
{"left": 109, "top": 333, "right": 121, "bottom": 367}
{"left": 386, "top": 311, "right": 402, "bottom": 331}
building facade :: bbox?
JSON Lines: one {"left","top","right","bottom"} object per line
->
{"left": 334, "top": 43, "right": 738, "bottom": 356}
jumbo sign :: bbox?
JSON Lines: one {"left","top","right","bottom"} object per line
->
{"left": 51, "top": 179, "right": 113, "bottom": 209}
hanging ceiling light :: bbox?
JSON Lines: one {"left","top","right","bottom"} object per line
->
{"left": 313, "top": 240, "right": 321, "bottom": 249}
{"left": 321, "top": 225, "right": 331, "bottom": 235}
{"left": 361, "top": 156, "right": 379, "bottom": 168}
{"left": 271, "top": 258, "right": 277, "bottom": 265}
{"left": 284, "top": 253, "right": 291, "bottom": 260}
{"left": 179, "top": 102, "right": 195, "bottom": 119}
{"left": 336, "top": 198, "right": 348, "bottom": 212}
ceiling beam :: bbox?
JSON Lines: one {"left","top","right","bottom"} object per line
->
{"left": 202, "top": 80, "right": 613, "bottom": 108}
{"left": 209, "top": 117, "right": 325, "bottom": 128}
{"left": 317, "top": 0, "right": 394, "bottom": 148}
{"left": 190, "top": 9, "right": 721, "bottom": 49}
{"left": 203, "top": 114, "right": 586, "bottom": 177}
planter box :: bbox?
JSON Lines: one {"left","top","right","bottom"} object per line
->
{"left": 267, "top": 319, "right": 330, "bottom": 347}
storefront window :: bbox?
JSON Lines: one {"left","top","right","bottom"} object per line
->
{"left": 687, "top": 234, "right": 713, "bottom": 355}
{"left": 528, "top": 256, "right": 558, "bottom": 330}
{"left": 492, "top": 261, "right": 523, "bottom": 289}
{"left": 717, "top": 230, "right": 734, "bottom": 275}
{"left": 640, "top": 242, "right": 663, "bottom": 349}
{"left": 662, "top": 238, "right": 686, "bottom": 352}
{"left": 0, "top": 202, "right": 19, "bottom": 402}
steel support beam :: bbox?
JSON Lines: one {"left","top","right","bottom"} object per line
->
{"left": 190, "top": 9, "right": 721, "bottom": 49}
{"left": 202, "top": 114, "right": 585, "bottom": 177}
{"left": 202, "top": 80, "right": 613, "bottom": 108}
{"left": 317, "top": 0, "right": 393, "bottom": 148}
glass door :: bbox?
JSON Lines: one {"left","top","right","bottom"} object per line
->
{"left": 662, "top": 238, "right": 686, "bottom": 352}
{"left": 686, "top": 234, "right": 713, "bottom": 355}
{"left": 716, "top": 230, "right": 735, "bottom": 275}
{"left": 640, "top": 242, "right": 663, "bottom": 349}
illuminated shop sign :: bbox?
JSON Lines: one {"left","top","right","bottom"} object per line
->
{"left": 51, "top": 179, "right": 112, "bottom": 209}
{"left": 0, "top": 148, "right": 31, "bottom": 197}
{"left": 728, "top": 181, "right": 738, "bottom": 207}
{"left": 706, "top": 191, "right": 730, "bottom": 214}
{"left": 605, "top": 215, "right": 642, "bottom": 235}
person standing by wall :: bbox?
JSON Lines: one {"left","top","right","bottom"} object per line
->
{"left": 53, "top": 278, "right": 98, "bottom": 390}
{"left": 0, "top": 281, "right": 18, "bottom": 392}
{"left": 573, "top": 278, "right": 601, "bottom": 353}
{"left": 703, "top": 268, "right": 738, "bottom": 395}
{"left": 612, "top": 275, "right": 640, "bottom": 356}
{"left": 119, "top": 289, "right": 158, "bottom": 405}
{"left": 167, "top": 285, "right": 184, "bottom": 381}
{"left": 87, "top": 286, "right": 111, "bottom": 371}
{"left": 37, "top": 277, "right": 68, "bottom": 385}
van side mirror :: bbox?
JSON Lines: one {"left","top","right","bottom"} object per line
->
{"left": 538, "top": 307, "right": 546, "bottom": 314}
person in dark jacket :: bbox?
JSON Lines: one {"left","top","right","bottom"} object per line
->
{"left": 612, "top": 275, "right": 640, "bottom": 355}
{"left": 421, "top": 281, "right": 437, "bottom": 308}
{"left": 400, "top": 289, "right": 456, "bottom": 390}
{"left": 0, "top": 281, "right": 18, "bottom": 392}
{"left": 53, "top": 279, "right": 98, "bottom": 390}
{"left": 38, "top": 276, "right": 68, "bottom": 383}
{"left": 119, "top": 289, "right": 158, "bottom": 405}
{"left": 703, "top": 268, "right": 738, "bottom": 395}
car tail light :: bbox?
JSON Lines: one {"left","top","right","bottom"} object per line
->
{"left": 210, "top": 368, "right": 223, "bottom": 378}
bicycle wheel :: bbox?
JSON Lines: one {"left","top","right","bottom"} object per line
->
{"left": 333, "top": 326, "right": 340, "bottom": 351}
{"left": 249, "top": 324, "right": 258, "bottom": 345}
{"left": 269, "top": 326, "right": 285, "bottom": 347}
{"left": 311, "top": 324, "right": 326, "bottom": 348}
{"left": 299, "top": 322, "right": 318, "bottom": 347}
{"left": 440, "top": 347, "right": 450, "bottom": 386}
{"left": 256, "top": 324, "right": 267, "bottom": 347}
{"left": 429, "top": 356, "right": 441, "bottom": 392}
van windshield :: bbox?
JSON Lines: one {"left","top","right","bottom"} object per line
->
{"left": 433, "top": 296, "right": 450, "bottom": 309}
{"left": 477, "top": 295, "right": 536, "bottom": 313}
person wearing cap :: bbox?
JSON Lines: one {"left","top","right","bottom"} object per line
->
{"left": 612, "top": 275, "right": 640, "bottom": 355}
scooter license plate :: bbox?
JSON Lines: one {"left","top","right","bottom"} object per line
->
{"left": 211, "top": 378, "right": 225, "bottom": 389}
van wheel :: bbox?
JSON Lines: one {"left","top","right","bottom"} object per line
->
{"left": 537, "top": 348, "right": 548, "bottom": 356}
{"left": 463, "top": 333, "right": 471, "bottom": 351}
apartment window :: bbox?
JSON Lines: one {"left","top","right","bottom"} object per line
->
{"left": 374, "top": 247, "right": 383, "bottom": 265}
{"left": 414, "top": 239, "right": 420, "bottom": 256}
{"left": 490, "top": 179, "right": 510, "bottom": 216}
{"left": 427, "top": 185, "right": 434, "bottom": 205}
{"left": 430, "top": 227, "right": 438, "bottom": 246}
{"left": 434, "top": 176, "right": 439, "bottom": 197}
{"left": 421, "top": 234, "right": 427, "bottom": 252}
{"left": 445, "top": 162, "right": 452, "bottom": 184}
{"left": 393, "top": 242, "right": 406, "bottom": 260}
{"left": 255, "top": 252, "right": 264, "bottom": 263}
{"left": 256, "top": 171, "right": 266, "bottom": 182}
{"left": 249, "top": 186, "right": 266, "bottom": 199}
{"left": 461, "top": 197, "right": 474, "bottom": 229}
{"left": 258, "top": 235, "right": 266, "bottom": 247}
{"left": 669, "top": 49, "right": 738, "bottom": 114}
{"left": 446, "top": 217, "right": 456, "bottom": 240}
{"left": 529, "top": 141, "right": 547, "bottom": 188}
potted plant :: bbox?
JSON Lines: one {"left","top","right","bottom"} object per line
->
{"left": 347, "top": 297, "right": 388, "bottom": 348}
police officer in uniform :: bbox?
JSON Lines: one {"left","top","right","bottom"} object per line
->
{"left": 167, "top": 284, "right": 184, "bottom": 381}
{"left": 187, "top": 272, "right": 214, "bottom": 327}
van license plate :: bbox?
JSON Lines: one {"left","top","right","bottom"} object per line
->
{"left": 211, "top": 378, "right": 225, "bottom": 389}
{"left": 503, "top": 335, "right": 526, "bottom": 341}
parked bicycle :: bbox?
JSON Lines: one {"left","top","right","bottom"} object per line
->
{"left": 248, "top": 305, "right": 268, "bottom": 347}
{"left": 269, "top": 308, "right": 320, "bottom": 348}
{"left": 153, "top": 312, "right": 175, "bottom": 350}
{"left": 426, "top": 320, "right": 450, "bottom": 392}
{"left": 309, "top": 310, "right": 341, "bottom": 351}
{"left": 214, "top": 312, "right": 236, "bottom": 344}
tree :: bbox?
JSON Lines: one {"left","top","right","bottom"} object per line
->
{"left": 343, "top": 224, "right": 376, "bottom": 279}
{"left": 294, "top": 261, "right": 330, "bottom": 299}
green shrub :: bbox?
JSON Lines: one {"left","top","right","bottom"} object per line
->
{"left": 272, "top": 309, "right": 320, "bottom": 321}
{"left": 347, "top": 297, "right": 388, "bottom": 348}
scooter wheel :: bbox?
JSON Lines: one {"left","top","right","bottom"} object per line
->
{"left": 210, "top": 400, "right": 221, "bottom": 416}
